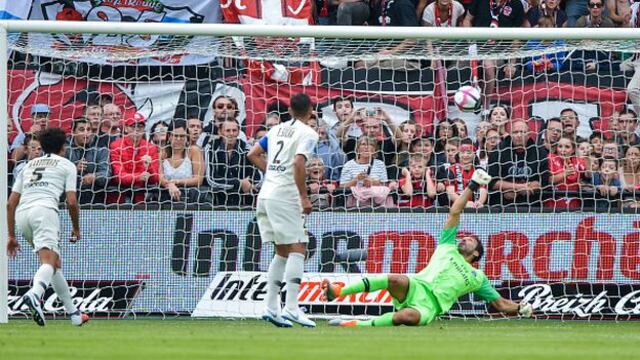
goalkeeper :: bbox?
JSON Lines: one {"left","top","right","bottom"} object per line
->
{"left": 323, "top": 169, "right": 533, "bottom": 327}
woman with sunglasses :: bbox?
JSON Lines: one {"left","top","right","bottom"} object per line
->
{"left": 575, "top": 0, "right": 615, "bottom": 27}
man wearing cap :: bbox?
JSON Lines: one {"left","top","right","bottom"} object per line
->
{"left": 109, "top": 112, "right": 159, "bottom": 203}
{"left": 10, "top": 103, "right": 51, "bottom": 165}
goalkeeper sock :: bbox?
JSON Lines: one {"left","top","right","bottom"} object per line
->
{"left": 357, "top": 312, "right": 395, "bottom": 327}
{"left": 51, "top": 271, "right": 78, "bottom": 314}
{"left": 28, "top": 264, "right": 54, "bottom": 299}
{"left": 265, "top": 254, "right": 287, "bottom": 312}
{"left": 284, "top": 252, "right": 305, "bottom": 312}
{"left": 339, "top": 276, "right": 389, "bottom": 296}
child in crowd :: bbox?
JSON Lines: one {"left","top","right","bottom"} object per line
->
{"left": 446, "top": 139, "right": 487, "bottom": 208}
{"left": 397, "top": 154, "right": 437, "bottom": 208}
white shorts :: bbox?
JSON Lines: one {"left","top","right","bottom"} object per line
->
{"left": 15, "top": 207, "right": 61, "bottom": 255}
{"left": 256, "top": 198, "right": 308, "bottom": 245}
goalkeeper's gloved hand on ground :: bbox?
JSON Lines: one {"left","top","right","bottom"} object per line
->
{"left": 518, "top": 303, "right": 533, "bottom": 318}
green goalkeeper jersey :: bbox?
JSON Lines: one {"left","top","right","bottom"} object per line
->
{"left": 414, "top": 227, "right": 500, "bottom": 315}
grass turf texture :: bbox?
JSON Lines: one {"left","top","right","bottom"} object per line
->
{"left": 1, "top": 319, "right": 638, "bottom": 360}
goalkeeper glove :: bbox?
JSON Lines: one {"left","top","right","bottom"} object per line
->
{"left": 518, "top": 303, "right": 533, "bottom": 318}
{"left": 468, "top": 169, "right": 492, "bottom": 191}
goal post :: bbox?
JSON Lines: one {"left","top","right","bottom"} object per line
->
{"left": 2, "top": 20, "right": 640, "bottom": 323}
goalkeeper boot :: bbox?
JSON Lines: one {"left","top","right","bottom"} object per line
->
{"left": 328, "top": 318, "right": 358, "bottom": 327}
{"left": 70, "top": 311, "right": 90, "bottom": 326}
{"left": 22, "top": 293, "right": 46, "bottom": 327}
{"left": 321, "top": 279, "right": 340, "bottom": 301}
{"left": 282, "top": 307, "right": 316, "bottom": 328}
{"left": 262, "top": 307, "right": 293, "bottom": 328}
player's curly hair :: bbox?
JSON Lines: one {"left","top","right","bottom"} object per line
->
{"left": 38, "top": 127, "right": 67, "bottom": 155}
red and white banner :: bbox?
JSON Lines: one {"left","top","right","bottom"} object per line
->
{"left": 26, "top": 0, "right": 222, "bottom": 65}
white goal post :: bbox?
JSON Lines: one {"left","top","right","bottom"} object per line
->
{"left": 1, "top": 21, "right": 640, "bottom": 324}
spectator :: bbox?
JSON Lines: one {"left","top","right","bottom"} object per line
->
{"left": 85, "top": 105, "right": 103, "bottom": 134}
{"left": 590, "top": 131, "right": 605, "bottom": 158}
{"left": 560, "top": 108, "right": 584, "bottom": 141}
{"left": 337, "top": 107, "right": 365, "bottom": 156}
{"left": 565, "top": 0, "right": 588, "bottom": 26}
{"left": 590, "top": 157, "right": 622, "bottom": 209}
{"left": 474, "top": 120, "right": 492, "bottom": 148}
{"left": 330, "top": 97, "right": 356, "bottom": 137}
{"left": 620, "top": 145, "right": 640, "bottom": 193}
{"left": 443, "top": 138, "right": 460, "bottom": 168}
{"left": 203, "top": 95, "right": 249, "bottom": 144}
{"left": 617, "top": 110, "right": 640, "bottom": 147}
{"left": 252, "top": 126, "right": 268, "bottom": 143}
{"left": 334, "top": 0, "right": 370, "bottom": 25}
{"left": 524, "top": 0, "right": 567, "bottom": 27}
{"left": 98, "top": 103, "right": 123, "bottom": 147}
{"left": 339, "top": 136, "right": 394, "bottom": 208}
{"left": 311, "top": 118, "right": 346, "bottom": 181}
{"left": 537, "top": 117, "right": 563, "bottom": 154}
{"left": 524, "top": 16, "right": 567, "bottom": 74}
{"left": 575, "top": 0, "right": 615, "bottom": 27}
{"left": 421, "top": 0, "right": 466, "bottom": 27}
{"left": 12, "top": 135, "right": 41, "bottom": 181}
{"left": 577, "top": 139, "right": 595, "bottom": 177}
{"left": 488, "top": 105, "right": 511, "bottom": 138}
{"left": 204, "top": 119, "right": 258, "bottom": 206}
{"left": 434, "top": 120, "right": 459, "bottom": 154}
{"left": 488, "top": 119, "right": 549, "bottom": 206}
{"left": 451, "top": 118, "right": 469, "bottom": 140}
{"left": 159, "top": 120, "right": 205, "bottom": 203}
{"left": 607, "top": 0, "right": 632, "bottom": 27}
{"left": 11, "top": 104, "right": 50, "bottom": 163}
{"left": 410, "top": 136, "right": 444, "bottom": 169}
{"left": 463, "top": 0, "right": 524, "bottom": 108}
{"left": 109, "top": 112, "right": 159, "bottom": 204}
{"left": 446, "top": 139, "right": 488, "bottom": 208}
{"left": 478, "top": 127, "right": 501, "bottom": 167}
{"left": 187, "top": 114, "right": 204, "bottom": 148}
{"left": 66, "top": 117, "right": 110, "bottom": 204}
{"left": 264, "top": 111, "right": 281, "bottom": 130}
{"left": 306, "top": 156, "right": 337, "bottom": 209}
{"left": 342, "top": 109, "right": 398, "bottom": 171}
{"left": 602, "top": 138, "right": 621, "bottom": 160}
{"left": 546, "top": 137, "right": 587, "bottom": 208}
{"left": 149, "top": 121, "right": 169, "bottom": 153}
{"left": 398, "top": 154, "right": 437, "bottom": 207}
{"left": 396, "top": 120, "right": 420, "bottom": 168}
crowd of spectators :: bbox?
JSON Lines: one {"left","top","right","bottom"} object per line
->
{"left": 6, "top": 93, "right": 640, "bottom": 211}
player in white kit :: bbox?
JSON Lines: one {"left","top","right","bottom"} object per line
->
{"left": 6, "top": 128, "right": 88, "bottom": 327}
{"left": 248, "top": 93, "right": 319, "bottom": 328}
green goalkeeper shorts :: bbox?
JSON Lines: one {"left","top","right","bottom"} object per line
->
{"left": 392, "top": 277, "right": 441, "bottom": 326}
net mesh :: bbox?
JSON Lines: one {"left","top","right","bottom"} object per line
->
{"left": 6, "top": 30, "right": 640, "bottom": 321}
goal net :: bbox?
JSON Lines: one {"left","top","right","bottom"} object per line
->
{"left": 3, "top": 23, "right": 640, "bottom": 322}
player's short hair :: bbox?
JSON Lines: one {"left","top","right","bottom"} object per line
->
{"left": 72, "top": 117, "right": 90, "bottom": 132}
{"left": 38, "top": 127, "right": 67, "bottom": 155}
{"left": 290, "top": 93, "right": 313, "bottom": 118}
{"left": 468, "top": 234, "right": 484, "bottom": 262}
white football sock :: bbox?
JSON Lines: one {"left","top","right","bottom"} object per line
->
{"left": 28, "top": 264, "right": 54, "bottom": 299}
{"left": 265, "top": 254, "right": 287, "bottom": 312}
{"left": 51, "top": 271, "right": 78, "bottom": 315}
{"left": 284, "top": 252, "right": 305, "bottom": 312}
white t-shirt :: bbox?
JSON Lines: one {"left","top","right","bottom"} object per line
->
{"left": 422, "top": 1, "right": 466, "bottom": 27}
{"left": 258, "top": 119, "right": 319, "bottom": 203}
{"left": 12, "top": 153, "right": 77, "bottom": 211}
{"left": 339, "top": 159, "right": 388, "bottom": 184}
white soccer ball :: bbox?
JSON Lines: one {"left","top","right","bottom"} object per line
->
{"left": 454, "top": 86, "right": 481, "bottom": 112}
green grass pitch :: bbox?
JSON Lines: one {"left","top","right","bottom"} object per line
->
{"left": 1, "top": 319, "right": 639, "bottom": 359}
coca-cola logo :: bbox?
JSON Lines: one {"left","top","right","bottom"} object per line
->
{"left": 8, "top": 280, "right": 145, "bottom": 318}
{"left": 504, "top": 283, "right": 640, "bottom": 319}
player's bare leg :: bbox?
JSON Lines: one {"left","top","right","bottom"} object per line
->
{"left": 23, "top": 249, "right": 58, "bottom": 326}
{"left": 281, "top": 243, "right": 316, "bottom": 328}
{"left": 324, "top": 274, "right": 412, "bottom": 327}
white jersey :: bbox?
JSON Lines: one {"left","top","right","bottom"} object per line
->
{"left": 258, "top": 119, "right": 319, "bottom": 203}
{"left": 12, "top": 153, "right": 77, "bottom": 212}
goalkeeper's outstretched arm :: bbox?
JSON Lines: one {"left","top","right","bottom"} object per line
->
{"left": 489, "top": 297, "right": 533, "bottom": 317}
{"left": 443, "top": 169, "right": 491, "bottom": 229}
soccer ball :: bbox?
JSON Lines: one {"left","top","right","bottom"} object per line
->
{"left": 454, "top": 86, "right": 481, "bottom": 112}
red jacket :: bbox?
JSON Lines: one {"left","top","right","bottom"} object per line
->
{"left": 109, "top": 136, "right": 159, "bottom": 187}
